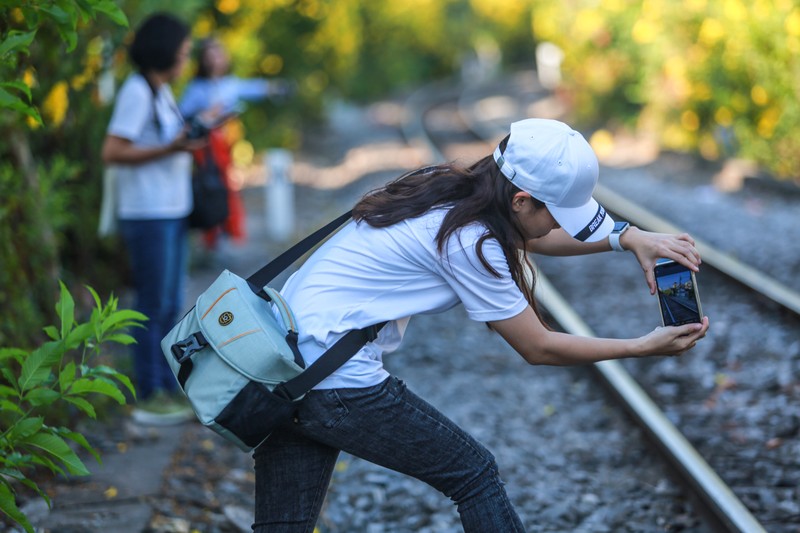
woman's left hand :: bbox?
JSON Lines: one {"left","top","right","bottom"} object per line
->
{"left": 620, "top": 227, "right": 702, "bottom": 294}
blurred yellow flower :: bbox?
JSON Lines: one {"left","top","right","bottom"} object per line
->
{"left": 723, "top": 0, "right": 747, "bottom": 21}
{"left": 194, "top": 14, "right": 215, "bottom": 37}
{"left": 23, "top": 68, "right": 36, "bottom": 88}
{"left": 632, "top": 19, "right": 657, "bottom": 44}
{"left": 260, "top": 54, "right": 284, "bottom": 75}
{"left": 699, "top": 134, "right": 719, "bottom": 159}
{"left": 574, "top": 9, "right": 604, "bottom": 38}
{"left": 589, "top": 129, "right": 615, "bottom": 159}
{"left": 663, "top": 123, "right": 693, "bottom": 150}
{"left": 216, "top": 0, "right": 240, "bottom": 15}
{"left": 222, "top": 119, "right": 245, "bottom": 144}
{"left": 698, "top": 18, "right": 725, "bottom": 46}
{"left": 681, "top": 109, "right": 700, "bottom": 131}
{"left": 750, "top": 85, "right": 769, "bottom": 105}
{"left": 750, "top": 0, "right": 772, "bottom": 20}
{"left": 664, "top": 57, "right": 691, "bottom": 100}
{"left": 664, "top": 56, "right": 685, "bottom": 79}
{"left": 641, "top": 0, "right": 664, "bottom": 19}
{"left": 714, "top": 107, "right": 733, "bottom": 126}
{"left": 232, "top": 139, "right": 254, "bottom": 166}
{"left": 786, "top": 9, "right": 800, "bottom": 36}
{"left": 532, "top": 4, "right": 560, "bottom": 40}
{"left": 692, "top": 83, "right": 712, "bottom": 101}
{"left": 71, "top": 73, "right": 88, "bottom": 91}
{"left": 757, "top": 107, "right": 781, "bottom": 138}
{"left": 42, "top": 81, "right": 69, "bottom": 127}
{"left": 298, "top": 0, "right": 322, "bottom": 19}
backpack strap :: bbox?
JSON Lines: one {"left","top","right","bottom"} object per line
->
{"left": 246, "top": 210, "right": 353, "bottom": 287}
{"left": 274, "top": 322, "right": 384, "bottom": 401}
{"left": 243, "top": 210, "right": 385, "bottom": 401}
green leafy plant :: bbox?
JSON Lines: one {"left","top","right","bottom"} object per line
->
{"left": 0, "top": 281, "right": 146, "bottom": 533}
{"left": 0, "top": 0, "right": 128, "bottom": 124}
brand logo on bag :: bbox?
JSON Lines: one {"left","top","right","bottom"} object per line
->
{"left": 219, "top": 311, "right": 234, "bottom": 326}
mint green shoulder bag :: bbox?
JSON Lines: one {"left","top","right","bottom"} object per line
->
{"left": 161, "top": 211, "right": 383, "bottom": 451}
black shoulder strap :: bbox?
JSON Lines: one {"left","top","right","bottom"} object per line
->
{"left": 275, "top": 322, "right": 384, "bottom": 401}
{"left": 142, "top": 74, "right": 162, "bottom": 135}
{"left": 246, "top": 210, "right": 353, "bottom": 287}
{"left": 245, "top": 210, "right": 385, "bottom": 400}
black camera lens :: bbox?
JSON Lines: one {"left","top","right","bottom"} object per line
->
{"left": 186, "top": 117, "right": 209, "bottom": 139}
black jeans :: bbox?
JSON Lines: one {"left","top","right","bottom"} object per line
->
{"left": 253, "top": 376, "right": 525, "bottom": 532}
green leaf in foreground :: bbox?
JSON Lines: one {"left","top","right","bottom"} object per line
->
{"left": 18, "top": 431, "right": 89, "bottom": 476}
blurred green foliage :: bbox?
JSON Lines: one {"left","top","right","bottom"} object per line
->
{"left": 531, "top": 0, "right": 800, "bottom": 178}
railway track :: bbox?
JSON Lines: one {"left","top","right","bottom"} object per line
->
{"left": 403, "top": 78, "right": 800, "bottom": 532}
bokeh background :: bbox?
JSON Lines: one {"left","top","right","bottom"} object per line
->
{"left": 2, "top": 0, "right": 798, "bottom": 348}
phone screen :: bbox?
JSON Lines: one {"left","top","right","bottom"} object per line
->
{"left": 654, "top": 260, "right": 703, "bottom": 326}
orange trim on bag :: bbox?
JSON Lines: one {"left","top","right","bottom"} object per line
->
{"left": 218, "top": 329, "right": 260, "bottom": 348}
{"left": 202, "top": 287, "right": 237, "bottom": 319}
{"left": 275, "top": 298, "right": 296, "bottom": 331}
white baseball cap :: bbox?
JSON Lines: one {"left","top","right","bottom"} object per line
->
{"left": 493, "top": 119, "right": 615, "bottom": 242}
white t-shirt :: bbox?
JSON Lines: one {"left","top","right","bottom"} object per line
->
{"left": 106, "top": 74, "right": 192, "bottom": 220}
{"left": 279, "top": 207, "right": 528, "bottom": 389}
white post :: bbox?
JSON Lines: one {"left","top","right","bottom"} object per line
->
{"left": 535, "top": 42, "right": 564, "bottom": 90}
{"left": 265, "top": 149, "right": 295, "bottom": 242}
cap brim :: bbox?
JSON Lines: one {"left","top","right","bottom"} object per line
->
{"left": 548, "top": 198, "right": 615, "bottom": 242}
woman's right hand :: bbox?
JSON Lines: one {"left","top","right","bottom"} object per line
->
{"left": 638, "top": 316, "right": 710, "bottom": 357}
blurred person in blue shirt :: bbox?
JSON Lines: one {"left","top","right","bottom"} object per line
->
{"left": 181, "top": 37, "right": 291, "bottom": 119}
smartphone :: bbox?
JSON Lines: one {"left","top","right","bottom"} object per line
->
{"left": 654, "top": 258, "right": 703, "bottom": 326}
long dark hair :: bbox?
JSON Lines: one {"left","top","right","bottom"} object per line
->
{"left": 353, "top": 137, "right": 549, "bottom": 324}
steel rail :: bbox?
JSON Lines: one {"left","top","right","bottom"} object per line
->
{"left": 403, "top": 82, "right": 767, "bottom": 532}
{"left": 534, "top": 270, "right": 767, "bottom": 533}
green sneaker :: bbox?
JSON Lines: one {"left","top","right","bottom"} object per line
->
{"left": 131, "top": 391, "right": 194, "bottom": 426}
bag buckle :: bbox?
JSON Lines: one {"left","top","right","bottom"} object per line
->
{"left": 171, "top": 332, "right": 207, "bottom": 364}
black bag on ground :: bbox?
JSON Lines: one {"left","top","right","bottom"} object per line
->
{"left": 189, "top": 146, "right": 229, "bottom": 229}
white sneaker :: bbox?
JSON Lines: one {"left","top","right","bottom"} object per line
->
{"left": 131, "top": 393, "right": 194, "bottom": 426}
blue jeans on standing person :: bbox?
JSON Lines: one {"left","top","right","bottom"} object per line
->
{"left": 253, "top": 376, "right": 526, "bottom": 532}
{"left": 119, "top": 218, "right": 188, "bottom": 400}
